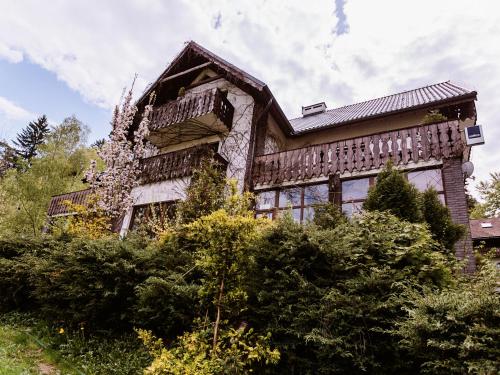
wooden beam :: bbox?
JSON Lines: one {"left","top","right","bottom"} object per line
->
{"left": 160, "top": 62, "right": 212, "bottom": 83}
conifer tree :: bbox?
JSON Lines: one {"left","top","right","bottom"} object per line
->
{"left": 13, "top": 115, "right": 50, "bottom": 160}
{"left": 421, "top": 188, "right": 464, "bottom": 251}
{"left": 363, "top": 162, "right": 422, "bottom": 222}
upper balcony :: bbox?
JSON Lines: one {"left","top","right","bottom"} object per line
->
{"left": 148, "top": 88, "right": 234, "bottom": 148}
{"left": 253, "top": 121, "right": 466, "bottom": 187}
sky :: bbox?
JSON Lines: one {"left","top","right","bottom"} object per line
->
{"left": 0, "top": 0, "right": 499, "bottom": 194}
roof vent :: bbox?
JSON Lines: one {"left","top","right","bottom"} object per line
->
{"left": 481, "top": 222, "right": 493, "bottom": 228}
{"left": 302, "top": 102, "right": 327, "bottom": 117}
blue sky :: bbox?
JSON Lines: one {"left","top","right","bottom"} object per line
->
{"left": 0, "top": 0, "right": 499, "bottom": 194}
{"left": 0, "top": 58, "right": 111, "bottom": 142}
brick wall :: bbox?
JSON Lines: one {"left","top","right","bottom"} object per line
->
{"left": 442, "top": 157, "right": 476, "bottom": 273}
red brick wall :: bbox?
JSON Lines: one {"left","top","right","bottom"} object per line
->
{"left": 442, "top": 157, "right": 476, "bottom": 273}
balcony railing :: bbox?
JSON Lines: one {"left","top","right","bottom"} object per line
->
{"left": 253, "top": 121, "right": 465, "bottom": 186}
{"left": 150, "top": 88, "right": 234, "bottom": 132}
{"left": 48, "top": 144, "right": 227, "bottom": 216}
{"left": 139, "top": 143, "right": 227, "bottom": 184}
{"left": 48, "top": 188, "right": 91, "bottom": 216}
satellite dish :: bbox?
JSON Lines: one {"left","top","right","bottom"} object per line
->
{"left": 462, "top": 161, "right": 474, "bottom": 178}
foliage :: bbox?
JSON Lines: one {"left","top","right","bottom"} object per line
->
{"left": 312, "top": 202, "right": 347, "bottom": 229}
{"left": 13, "top": 115, "right": 50, "bottom": 160}
{"left": 138, "top": 325, "right": 279, "bottom": 375}
{"left": 306, "top": 211, "right": 454, "bottom": 374}
{"left": 396, "top": 261, "right": 500, "bottom": 374}
{"left": 185, "top": 206, "right": 266, "bottom": 349}
{"left": 421, "top": 188, "right": 464, "bottom": 251}
{"left": 86, "top": 88, "right": 156, "bottom": 218}
{"left": 0, "top": 116, "right": 97, "bottom": 237}
{"left": 472, "top": 171, "right": 500, "bottom": 218}
{"left": 363, "top": 162, "right": 423, "bottom": 222}
{"left": 62, "top": 196, "right": 113, "bottom": 239}
{"left": 422, "top": 109, "right": 448, "bottom": 125}
{"left": 0, "top": 139, "right": 17, "bottom": 177}
{"left": 0, "top": 312, "right": 151, "bottom": 375}
{"left": 176, "top": 156, "right": 227, "bottom": 224}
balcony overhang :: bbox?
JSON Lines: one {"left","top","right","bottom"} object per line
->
{"left": 148, "top": 88, "right": 234, "bottom": 148}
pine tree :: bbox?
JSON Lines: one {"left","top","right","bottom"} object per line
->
{"left": 13, "top": 115, "right": 50, "bottom": 159}
{"left": 363, "top": 162, "right": 422, "bottom": 222}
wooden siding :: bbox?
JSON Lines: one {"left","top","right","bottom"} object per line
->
{"left": 47, "top": 189, "right": 91, "bottom": 216}
{"left": 252, "top": 121, "right": 465, "bottom": 186}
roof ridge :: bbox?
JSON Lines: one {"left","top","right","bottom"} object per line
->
{"left": 289, "top": 80, "right": 472, "bottom": 122}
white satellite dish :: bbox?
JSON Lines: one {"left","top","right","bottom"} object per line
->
{"left": 462, "top": 161, "right": 474, "bottom": 178}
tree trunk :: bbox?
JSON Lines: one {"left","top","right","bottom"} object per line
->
{"left": 212, "top": 275, "right": 225, "bottom": 352}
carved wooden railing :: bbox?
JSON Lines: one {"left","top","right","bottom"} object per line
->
{"left": 48, "top": 188, "right": 91, "bottom": 216}
{"left": 139, "top": 143, "right": 227, "bottom": 184}
{"left": 150, "top": 88, "right": 234, "bottom": 132}
{"left": 253, "top": 121, "right": 465, "bottom": 186}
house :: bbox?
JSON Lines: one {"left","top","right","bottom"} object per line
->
{"left": 470, "top": 218, "right": 500, "bottom": 270}
{"left": 48, "top": 41, "right": 481, "bottom": 272}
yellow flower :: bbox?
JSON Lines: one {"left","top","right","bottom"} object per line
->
{"left": 58, "top": 328, "right": 65, "bottom": 334}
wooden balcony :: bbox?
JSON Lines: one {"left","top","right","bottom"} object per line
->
{"left": 48, "top": 144, "right": 227, "bottom": 216}
{"left": 148, "top": 88, "right": 234, "bottom": 147}
{"left": 48, "top": 188, "right": 91, "bottom": 216}
{"left": 253, "top": 121, "right": 466, "bottom": 186}
{"left": 139, "top": 143, "right": 227, "bottom": 184}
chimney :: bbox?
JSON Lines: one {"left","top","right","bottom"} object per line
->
{"left": 302, "top": 102, "right": 327, "bottom": 117}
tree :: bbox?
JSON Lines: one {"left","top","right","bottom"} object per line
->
{"left": 0, "top": 140, "right": 17, "bottom": 177}
{"left": 13, "top": 115, "right": 50, "bottom": 160}
{"left": 472, "top": 172, "right": 500, "bottom": 218}
{"left": 421, "top": 188, "right": 464, "bottom": 252}
{"left": 396, "top": 261, "right": 500, "bottom": 374}
{"left": 176, "top": 156, "right": 226, "bottom": 224}
{"left": 0, "top": 117, "right": 96, "bottom": 237}
{"left": 363, "top": 162, "right": 422, "bottom": 222}
{"left": 86, "top": 88, "right": 155, "bottom": 218}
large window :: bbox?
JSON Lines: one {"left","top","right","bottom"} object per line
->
{"left": 129, "top": 201, "right": 177, "bottom": 231}
{"left": 255, "top": 183, "right": 329, "bottom": 222}
{"left": 341, "top": 177, "right": 372, "bottom": 217}
{"left": 407, "top": 168, "right": 445, "bottom": 204}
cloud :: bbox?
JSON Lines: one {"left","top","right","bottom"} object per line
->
{"left": 0, "top": 96, "right": 35, "bottom": 121}
{"left": 0, "top": 0, "right": 499, "bottom": 192}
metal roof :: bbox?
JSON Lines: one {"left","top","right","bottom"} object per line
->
{"left": 290, "top": 81, "right": 476, "bottom": 134}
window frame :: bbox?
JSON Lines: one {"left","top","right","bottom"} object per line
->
{"left": 129, "top": 200, "right": 177, "bottom": 231}
{"left": 255, "top": 182, "right": 330, "bottom": 222}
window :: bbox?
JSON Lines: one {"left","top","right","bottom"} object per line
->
{"left": 129, "top": 201, "right": 176, "bottom": 232}
{"left": 255, "top": 183, "right": 329, "bottom": 222}
{"left": 341, "top": 177, "right": 372, "bottom": 217}
{"left": 407, "top": 168, "right": 445, "bottom": 204}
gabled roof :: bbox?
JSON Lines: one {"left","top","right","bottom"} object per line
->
{"left": 470, "top": 217, "right": 500, "bottom": 241}
{"left": 290, "top": 81, "right": 477, "bottom": 134}
{"left": 138, "top": 41, "right": 294, "bottom": 133}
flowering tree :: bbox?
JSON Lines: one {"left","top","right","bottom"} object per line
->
{"left": 86, "top": 86, "right": 156, "bottom": 218}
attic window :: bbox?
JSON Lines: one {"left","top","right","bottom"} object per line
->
{"left": 481, "top": 222, "right": 493, "bottom": 228}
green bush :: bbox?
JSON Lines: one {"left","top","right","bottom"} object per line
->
{"left": 0, "top": 238, "right": 55, "bottom": 311}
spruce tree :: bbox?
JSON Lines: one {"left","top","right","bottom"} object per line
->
{"left": 421, "top": 188, "right": 464, "bottom": 251}
{"left": 13, "top": 115, "right": 50, "bottom": 159}
{"left": 363, "top": 162, "right": 422, "bottom": 222}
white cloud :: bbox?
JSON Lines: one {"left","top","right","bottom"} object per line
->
{"left": 0, "top": 0, "right": 499, "bottom": 191}
{"left": 0, "top": 96, "right": 34, "bottom": 121}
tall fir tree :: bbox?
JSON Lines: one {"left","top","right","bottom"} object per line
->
{"left": 13, "top": 115, "right": 50, "bottom": 160}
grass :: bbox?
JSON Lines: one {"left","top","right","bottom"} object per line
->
{"left": 0, "top": 313, "right": 151, "bottom": 375}
{"left": 0, "top": 319, "right": 79, "bottom": 374}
